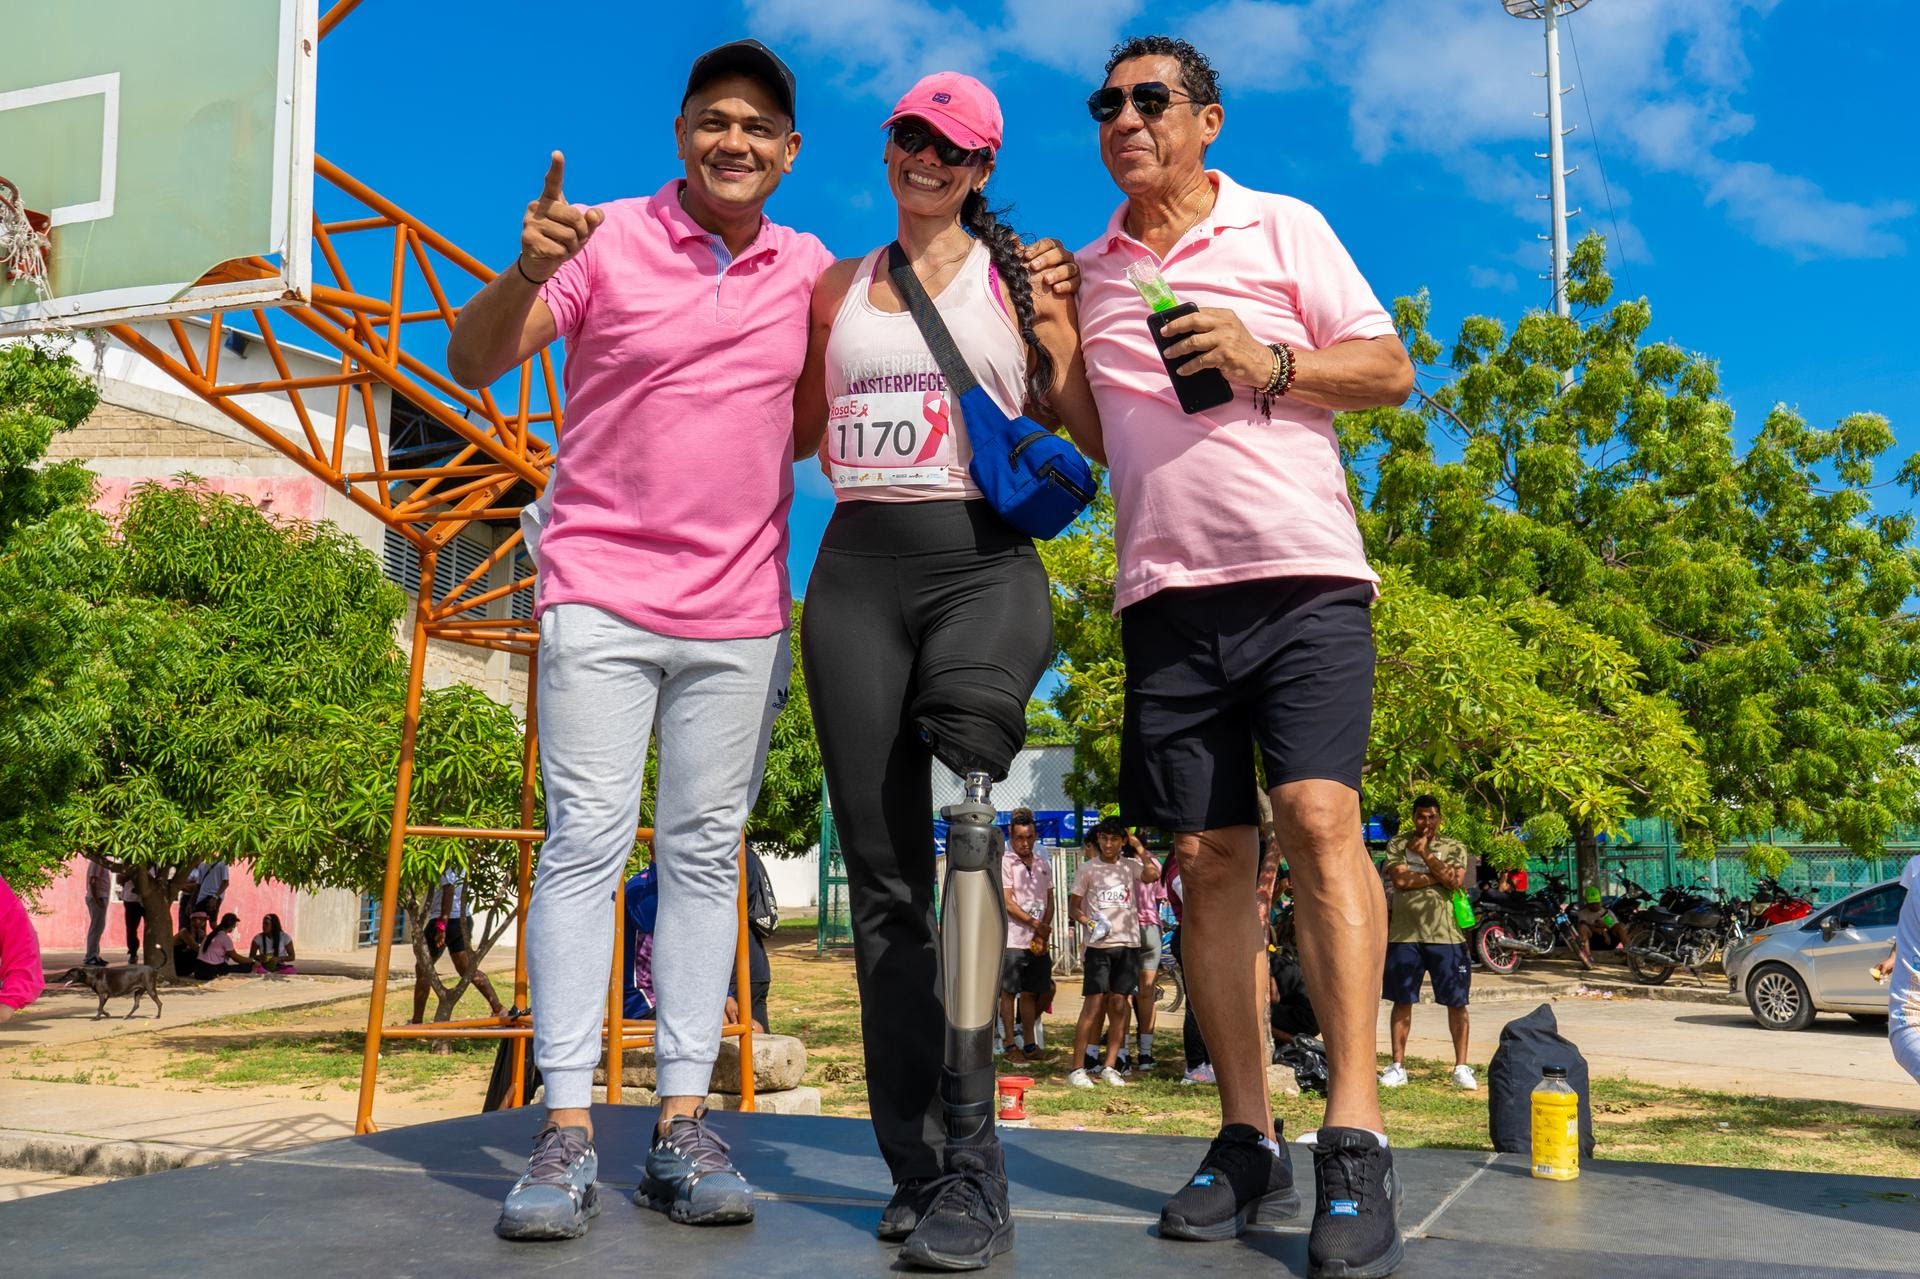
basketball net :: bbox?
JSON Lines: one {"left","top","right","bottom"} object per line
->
{"left": 0, "top": 176, "right": 52, "bottom": 299}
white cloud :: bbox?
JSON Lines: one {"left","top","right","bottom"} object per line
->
{"left": 1468, "top": 264, "right": 1518, "bottom": 293}
{"left": 1704, "top": 161, "right": 1913, "bottom": 260}
{"left": 1182, "top": 1, "right": 1314, "bottom": 92}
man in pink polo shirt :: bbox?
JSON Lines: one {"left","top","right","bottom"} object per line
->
{"left": 998, "top": 808, "right": 1053, "bottom": 1061}
{"left": 450, "top": 39, "right": 827, "bottom": 1241}
{"left": 1071, "top": 35, "right": 1414, "bottom": 1279}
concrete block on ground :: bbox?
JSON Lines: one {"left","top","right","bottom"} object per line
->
{"left": 593, "top": 1034, "right": 807, "bottom": 1093}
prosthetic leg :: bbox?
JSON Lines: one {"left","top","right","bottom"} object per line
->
{"left": 938, "top": 769, "right": 1009, "bottom": 1148}
{"left": 900, "top": 768, "right": 1018, "bottom": 1267}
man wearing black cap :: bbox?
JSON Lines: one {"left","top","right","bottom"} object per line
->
{"left": 452, "top": 38, "right": 823, "bottom": 1243}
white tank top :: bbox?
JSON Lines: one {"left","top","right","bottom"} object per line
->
{"left": 823, "top": 241, "right": 1029, "bottom": 503}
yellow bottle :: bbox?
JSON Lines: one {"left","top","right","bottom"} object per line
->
{"left": 1530, "top": 1065, "right": 1580, "bottom": 1181}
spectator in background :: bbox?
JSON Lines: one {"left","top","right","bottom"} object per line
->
{"left": 1163, "top": 845, "right": 1213, "bottom": 1085}
{"left": 412, "top": 867, "right": 507, "bottom": 1022}
{"left": 83, "top": 855, "right": 111, "bottom": 967}
{"left": 198, "top": 912, "right": 254, "bottom": 976}
{"left": 0, "top": 872, "right": 45, "bottom": 1023}
{"left": 249, "top": 913, "right": 298, "bottom": 973}
{"left": 1068, "top": 817, "right": 1159, "bottom": 1087}
{"left": 622, "top": 865, "right": 660, "bottom": 1021}
{"left": 172, "top": 911, "right": 211, "bottom": 979}
{"left": 193, "top": 859, "right": 230, "bottom": 927}
{"left": 119, "top": 867, "right": 147, "bottom": 965}
{"left": 177, "top": 861, "right": 204, "bottom": 928}
{"left": 1129, "top": 828, "right": 1166, "bottom": 1071}
{"left": 1380, "top": 795, "right": 1474, "bottom": 1090}
{"left": 727, "top": 846, "right": 776, "bottom": 1033}
{"left": 1574, "top": 885, "right": 1627, "bottom": 960}
{"left": 999, "top": 809, "right": 1053, "bottom": 1062}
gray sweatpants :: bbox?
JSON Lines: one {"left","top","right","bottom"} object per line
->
{"left": 528, "top": 603, "right": 787, "bottom": 1109}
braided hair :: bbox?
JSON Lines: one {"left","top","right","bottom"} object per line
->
{"left": 960, "top": 190, "right": 1055, "bottom": 415}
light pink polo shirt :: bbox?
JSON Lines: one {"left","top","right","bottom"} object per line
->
{"left": 537, "top": 181, "right": 834, "bottom": 639}
{"left": 1078, "top": 172, "right": 1396, "bottom": 612}
{"left": 1002, "top": 847, "right": 1053, "bottom": 950}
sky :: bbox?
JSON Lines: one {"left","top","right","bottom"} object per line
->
{"left": 315, "top": 0, "right": 1918, "bottom": 595}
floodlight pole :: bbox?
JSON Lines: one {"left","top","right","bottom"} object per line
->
{"left": 1543, "top": 4, "right": 1571, "bottom": 318}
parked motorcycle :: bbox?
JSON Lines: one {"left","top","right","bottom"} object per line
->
{"left": 1623, "top": 884, "right": 1749, "bottom": 985}
{"left": 1748, "top": 875, "right": 1813, "bottom": 927}
{"left": 1473, "top": 873, "right": 1592, "bottom": 975}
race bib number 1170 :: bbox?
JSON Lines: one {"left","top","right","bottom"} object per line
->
{"left": 826, "top": 389, "right": 956, "bottom": 489}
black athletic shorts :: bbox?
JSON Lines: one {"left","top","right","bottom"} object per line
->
{"left": 1383, "top": 941, "right": 1471, "bottom": 1007}
{"left": 427, "top": 917, "right": 470, "bottom": 961}
{"left": 1001, "top": 948, "right": 1052, "bottom": 996}
{"left": 1120, "top": 576, "right": 1375, "bottom": 832}
{"left": 1081, "top": 945, "right": 1140, "bottom": 996}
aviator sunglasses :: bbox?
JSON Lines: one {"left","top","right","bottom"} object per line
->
{"left": 888, "top": 121, "right": 991, "bottom": 167}
{"left": 1086, "top": 81, "right": 1209, "bottom": 123}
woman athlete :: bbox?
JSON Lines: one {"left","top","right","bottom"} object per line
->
{"left": 793, "top": 72, "right": 1100, "bottom": 1272}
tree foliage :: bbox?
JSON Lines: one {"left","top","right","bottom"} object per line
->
{"left": 1344, "top": 233, "right": 1920, "bottom": 860}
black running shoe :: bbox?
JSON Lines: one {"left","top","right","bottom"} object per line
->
{"left": 637, "top": 1109, "right": 755, "bottom": 1225}
{"left": 1082, "top": 1048, "right": 1100, "bottom": 1073}
{"left": 1137, "top": 1051, "right": 1158, "bottom": 1071}
{"left": 1159, "top": 1122, "right": 1298, "bottom": 1241}
{"left": 898, "top": 1132, "right": 1014, "bottom": 1271}
{"left": 877, "top": 1177, "right": 939, "bottom": 1241}
{"left": 1308, "top": 1127, "right": 1403, "bottom": 1278}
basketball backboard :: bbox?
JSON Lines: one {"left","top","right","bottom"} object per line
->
{"left": 0, "top": 0, "right": 317, "bottom": 336}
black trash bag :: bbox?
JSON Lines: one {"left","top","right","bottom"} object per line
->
{"left": 1487, "top": 1002, "right": 1595, "bottom": 1157}
{"left": 483, "top": 1038, "right": 542, "bottom": 1113}
{"left": 1277, "top": 1034, "right": 1329, "bottom": 1096}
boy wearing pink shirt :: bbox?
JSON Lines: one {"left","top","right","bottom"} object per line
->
{"left": 1070, "top": 35, "right": 1415, "bottom": 1279}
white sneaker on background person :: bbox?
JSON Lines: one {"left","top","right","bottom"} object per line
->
{"left": 1180, "top": 1062, "right": 1216, "bottom": 1086}
{"left": 1452, "top": 1064, "right": 1477, "bottom": 1090}
{"left": 1098, "top": 1065, "right": 1128, "bottom": 1087}
{"left": 1379, "top": 1062, "right": 1410, "bottom": 1087}
{"left": 1067, "top": 1068, "right": 1095, "bottom": 1089}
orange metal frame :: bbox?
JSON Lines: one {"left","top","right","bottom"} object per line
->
{"left": 100, "top": 0, "right": 756, "bottom": 1132}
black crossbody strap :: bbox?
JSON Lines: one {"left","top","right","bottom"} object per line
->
{"left": 886, "top": 241, "right": 981, "bottom": 396}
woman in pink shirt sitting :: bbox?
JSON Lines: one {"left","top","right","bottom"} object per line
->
{"left": 197, "top": 912, "right": 254, "bottom": 977}
{"left": 793, "top": 72, "right": 1100, "bottom": 1272}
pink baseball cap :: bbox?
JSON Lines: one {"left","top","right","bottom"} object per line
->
{"left": 883, "top": 72, "right": 1003, "bottom": 154}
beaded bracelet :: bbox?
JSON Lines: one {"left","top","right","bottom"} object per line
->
{"left": 1254, "top": 341, "right": 1295, "bottom": 418}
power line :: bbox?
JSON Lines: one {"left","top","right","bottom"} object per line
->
{"left": 1563, "top": 12, "right": 1637, "bottom": 300}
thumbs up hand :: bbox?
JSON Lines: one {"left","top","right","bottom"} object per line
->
{"left": 519, "top": 151, "right": 604, "bottom": 283}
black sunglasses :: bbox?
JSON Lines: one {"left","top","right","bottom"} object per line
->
{"left": 888, "top": 121, "right": 990, "bottom": 167}
{"left": 1086, "top": 81, "right": 1208, "bottom": 123}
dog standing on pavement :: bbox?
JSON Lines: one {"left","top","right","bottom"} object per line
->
{"left": 57, "top": 965, "right": 163, "bottom": 1019}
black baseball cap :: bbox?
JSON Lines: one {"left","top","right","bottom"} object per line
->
{"left": 683, "top": 39, "right": 797, "bottom": 122}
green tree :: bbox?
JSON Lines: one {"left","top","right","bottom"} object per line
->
{"left": 1345, "top": 233, "right": 1920, "bottom": 881}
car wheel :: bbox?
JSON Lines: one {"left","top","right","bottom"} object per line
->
{"left": 1848, "top": 1012, "right": 1890, "bottom": 1027}
{"left": 1746, "top": 963, "right": 1815, "bottom": 1031}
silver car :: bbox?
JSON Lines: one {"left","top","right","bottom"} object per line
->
{"left": 1724, "top": 877, "right": 1907, "bottom": 1031}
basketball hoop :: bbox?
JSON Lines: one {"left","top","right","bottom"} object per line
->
{"left": 0, "top": 175, "right": 53, "bottom": 292}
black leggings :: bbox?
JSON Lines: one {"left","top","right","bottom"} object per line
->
{"left": 801, "top": 499, "right": 1052, "bottom": 1183}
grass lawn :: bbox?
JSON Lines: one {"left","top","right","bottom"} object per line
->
{"left": 134, "top": 939, "right": 1920, "bottom": 1177}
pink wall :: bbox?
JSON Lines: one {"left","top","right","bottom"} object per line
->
{"left": 92, "top": 473, "right": 327, "bottom": 522}
{"left": 30, "top": 858, "right": 303, "bottom": 953}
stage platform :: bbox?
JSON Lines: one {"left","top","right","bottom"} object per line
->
{"left": 2, "top": 1107, "right": 1914, "bottom": 1276}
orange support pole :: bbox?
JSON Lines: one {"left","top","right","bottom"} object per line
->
{"left": 607, "top": 873, "right": 625, "bottom": 1106}
{"left": 507, "top": 653, "right": 539, "bottom": 1108}
{"left": 355, "top": 550, "right": 437, "bottom": 1134}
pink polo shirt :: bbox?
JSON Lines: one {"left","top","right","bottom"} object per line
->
{"left": 537, "top": 181, "right": 835, "bottom": 639}
{"left": 1078, "top": 172, "right": 1396, "bottom": 612}
{"left": 1002, "top": 848, "right": 1053, "bottom": 950}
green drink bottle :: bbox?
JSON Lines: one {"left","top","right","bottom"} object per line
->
{"left": 1125, "top": 260, "right": 1233, "bottom": 415}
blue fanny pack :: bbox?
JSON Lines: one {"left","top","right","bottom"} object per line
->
{"left": 887, "top": 243, "right": 1094, "bottom": 539}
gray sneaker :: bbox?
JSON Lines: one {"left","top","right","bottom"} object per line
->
{"left": 637, "top": 1109, "right": 755, "bottom": 1225}
{"left": 495, "top": 1124, "right": 600, "bottom": 1241}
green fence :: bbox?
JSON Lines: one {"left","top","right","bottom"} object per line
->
{"left": 1516, "top": 817, "right": 1914, "bottom": 906}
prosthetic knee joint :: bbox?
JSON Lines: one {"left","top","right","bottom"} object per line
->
{"left": 938, "top": 769, "right": 1008, "bottom": 1145}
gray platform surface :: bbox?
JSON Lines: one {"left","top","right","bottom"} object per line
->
{"left": 2, "top": 1106, "right": 1915, "bottom": 1276}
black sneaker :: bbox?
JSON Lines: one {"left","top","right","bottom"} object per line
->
{"left": 898, "top": 1132, "right": 1014, "bottom": 1271}
{"left": 1159, "top": 1122, "right": 1298, "bottom": 1241}
{"left": 1308, "top": 1127, "right": 1403, "bottom": 1278}
{"left": 1115, "top": 1052, "right": 1134, "bottom": 1075}
{"left": 1082, "top": 1048, "right": 1100, "bottom": 1073}
{"left": 495, "top": 1124, "right": 600, "bottom": 1240}
{"left": 1137, "top": 1051, "right": 1158, "bottom": 1071}
{"left": 877, "top": 1177, "right": 939, "bottom": 1242}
